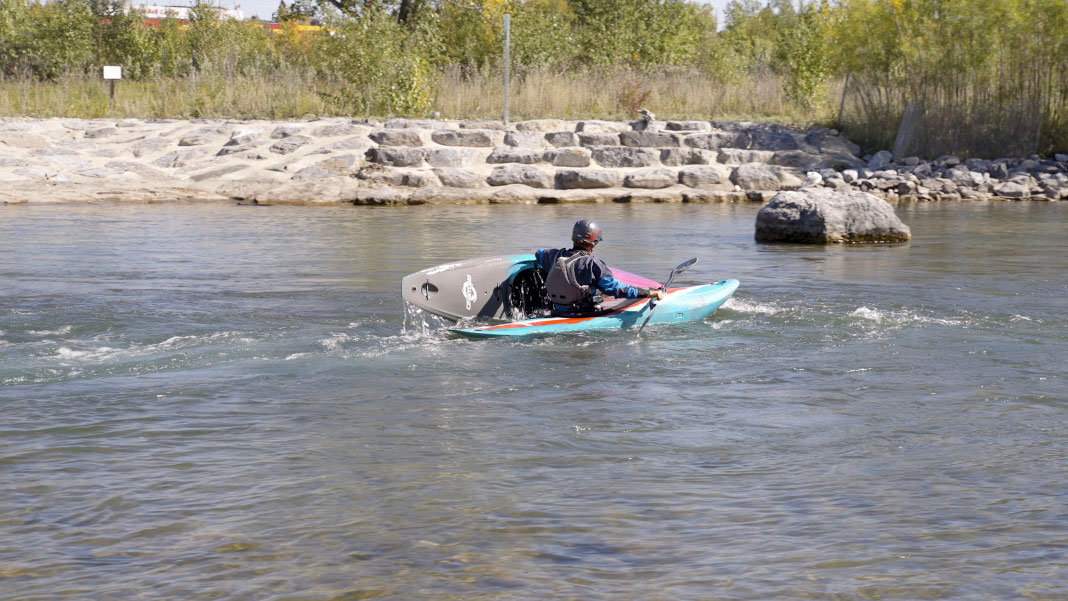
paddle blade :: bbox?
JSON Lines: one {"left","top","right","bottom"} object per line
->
{"left": 637, "top": 302, "right": 656, "bottom": 332}
{"left": 639, "top": 257, "right": 697, "bottom": 335}
{"left": 663, "top": 257, "right": 698, "bottom": 291}
{"left": 672, "top": 257, "right": 698, "bottom": 275}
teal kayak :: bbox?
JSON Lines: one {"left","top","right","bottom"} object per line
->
{"left": 449, "top": 279, "right": 739, "bottom": 339}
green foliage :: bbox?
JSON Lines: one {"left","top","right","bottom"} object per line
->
{"left": 568, "top": 0, "right": 712, "bottom": 67}
{"left": 508, "top": 0, "right": 577, "bottom": 69}
{"left": 2, "top": 0, "right": 1066, "bottom": 156}
{"left": 315, "top": 7, "right": 439, "bottom": 115}
{"left": 831, "top": 0, "right": 1068, "bottom": 156}
{"left": 773, "top": 2, "right": 830, "bottom": 108}
{"left": 437, "top": 2, "right": 497, "bottom": 68}
{"left": 274, "top": 0, "right": 318, "bottom": 22}
{"left": 0, "top": 0, "right": 94, "bottom": 78}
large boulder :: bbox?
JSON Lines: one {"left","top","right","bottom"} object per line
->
{"left": 993, "top": 181, "right": 1030, "bottom": 198}
{"left": 544, "top": 147, "right": 591, "bottom": 167}
{"left": 291, "top": 155, "right": 357, "bottom": 180}
{"left": 683, "top": 131, "right": 742, "bottom": 150}
{"left": 624, "top": 168, "right": 676, "bottom": 189}
{"left": 458, "top": 119, "right": 508, "bottom": 131}
{"left": 577, "top": 132, "right": 620, "bottom": 147}
{"left": 152, "top": 148, "right": 210, "bottom": 168}
{"left": 867, "top": 150, "right": 893, "bottom": 171}
{"left": 312, "top": 123, "right": 362, "bottom": 137}
{"left": 620, "top": 131, "right": 679, "bottom": 148}
{"left": 755, "top": 189, "right": 912, "bottom": 244}
{"left": 431, "top": 129, "right": 496, "bottom": 147}
{"left": 717, "top": 148, "right": 773, "bottom": 165}
{"left": 576, "top": 120, "right": 630, "bottom": 133}
{"left": 270, "top": 136, "right": 311, "bottom": 155}
{"left": 366, "top": 146, "right": 425, "bottom": 167}
{"left": 179, "top": 126, "right": 229, "bottom": 146}
{"left": 679, "top": 166, "right": 729, "bottom": 188}
{"left": 424, "top": 148, "right": 470, "bottom": 168}
{"left": 486, "top": 147, "right": 542, "bottom": 164}
{"left": 730, "top": 163, "right": 787, "bottom": 190}
{"left": 769, "top": 150, "right": 822, "bottom": 170}
{"left": 665, "top": 121, "right": 712, "bottom": 132}
{"left": 486, "top": 164, "right": 551, "bottom": 188}
{"left": 591, "top": 147, "right": 655, "bottom": 168}
{"left": 744, "top": 130, "right": 800, "bottom": 151}
{"left": 132, "top": 138, "right": 171, "bottom": 157}
{"left": 370, "top": 130, "right": 423, "bottom": 147}
{"left": 545, "top": 131, "right": 576, "bottom": 147}
{"left": 83, "top": 128, "right": 117, "bottom": 140}
{"left": 270, "top": 125, "right": 304, "bottom": 139}
{"left": 226, "top": 128, "right": 263, "bottom": 147}
{"left": 515, "top": 119, "right": 567, "bottom": 132}
{"left": 383, "top": 118, "right": 446, "bottom": 129}
{"left": 660, "top": 148, "right": 709, "bottom": 166}
{"left": 555, "top": 169, "right": 621, "bottom": 189}
{"left": 434, "top": 168, "right": 483, "bottom": 188}
{"left": 504, "top": 131, "right": 544, "bottom": 147}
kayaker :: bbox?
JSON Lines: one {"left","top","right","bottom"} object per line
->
{"left": 536, "top": 219, "right": 663, "bottom": 316}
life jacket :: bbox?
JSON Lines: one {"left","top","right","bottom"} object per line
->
{"left": 544, "top": 250, "right": 594, "bottom": 306}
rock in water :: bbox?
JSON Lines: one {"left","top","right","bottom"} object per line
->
{"left": 755, "top": 189, "right": 912, "bottom": 243}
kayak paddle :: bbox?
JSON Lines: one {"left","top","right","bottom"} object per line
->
{"left": 637, "top": 257, "right": 698, "bottom": 333}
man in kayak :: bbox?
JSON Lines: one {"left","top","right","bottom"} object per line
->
{"left": 536, "top": 219, "right": 663, "bottom": 316}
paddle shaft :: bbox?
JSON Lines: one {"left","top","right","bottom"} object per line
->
{"left": 637, "top": 257, "right": 698, "bottom": 333}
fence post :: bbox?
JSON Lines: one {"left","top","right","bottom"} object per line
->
{"left": 503, "top": 14, "right": 510, "bottom": 125}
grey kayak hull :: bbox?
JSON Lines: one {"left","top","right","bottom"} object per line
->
{"left": 401, "top": 254, "right": 543, "bottom": 322}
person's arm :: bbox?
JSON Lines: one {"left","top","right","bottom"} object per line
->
{"left": 535, "top": 249, "right": 550, "bottom": 270}
{"left": 595, "top": 276, "right": 663, "bottom": 299}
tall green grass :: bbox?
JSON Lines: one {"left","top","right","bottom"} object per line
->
{"left": 0, "top": 68, "right": 833, "bottom": 124}
{"left": 1, "top": 0, "right": 1065, "bottom": 156}
{"left": 0, "top": 70, "right": 330, "bottom": 119}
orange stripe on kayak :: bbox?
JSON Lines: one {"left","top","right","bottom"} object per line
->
{"left": 477, "top": 298, "right": 654, "bottom": 330}
{"left": 469, "top": 284, "right": 708, "bottom": 332}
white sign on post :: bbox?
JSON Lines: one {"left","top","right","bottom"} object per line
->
{"left": 103, "top": 66, "right": 122, "bottom": 104}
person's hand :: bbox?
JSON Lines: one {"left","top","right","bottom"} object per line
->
{"left": 649, "top": 289, "right": 664, "bottom": 301}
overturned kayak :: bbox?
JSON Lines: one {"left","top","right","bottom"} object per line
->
{"left": 449, "top": 279, "right": 740, "bottom": 338}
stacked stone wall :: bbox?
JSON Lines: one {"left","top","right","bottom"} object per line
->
{"left": 1, "top": 117, "right": 1064, "bottom": 205}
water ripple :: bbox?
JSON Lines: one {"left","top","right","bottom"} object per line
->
{"left": 0, "top": 203, "right": 1064, "bottom": 601}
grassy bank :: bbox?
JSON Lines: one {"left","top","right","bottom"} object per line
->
{"left": 2, "top": 0, "right": 1066, "bottom": 157}
{"left": 0, "top": 68, "right": 835, "bottom": 126}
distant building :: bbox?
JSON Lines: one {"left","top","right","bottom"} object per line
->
{"left": 126, "top": 3, "right": 244, "bottom": 21}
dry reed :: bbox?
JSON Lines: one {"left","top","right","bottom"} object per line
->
{"left": 1, "top": 68, "right": 836, "bottom": 125}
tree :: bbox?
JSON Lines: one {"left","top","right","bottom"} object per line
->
{"left": 275, "top": 0, "right": 319, "bottom": 21}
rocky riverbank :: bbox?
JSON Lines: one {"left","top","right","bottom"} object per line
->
{"left": 1, "top": 117, "right": 1064, "bottom": 205}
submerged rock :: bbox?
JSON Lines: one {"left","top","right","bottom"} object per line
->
{"left": 755, "top": 189, "right": 912, "bottom": 244}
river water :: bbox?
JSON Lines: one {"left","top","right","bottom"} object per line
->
{"left": 1, "top": 202, "right": 1064, "bottom": 600}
